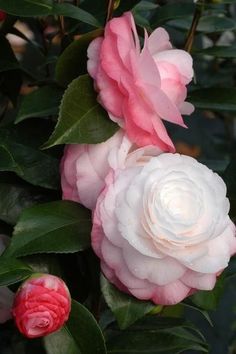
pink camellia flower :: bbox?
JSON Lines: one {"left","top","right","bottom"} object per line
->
{"left": 12, "top": 274, "right": 71, "bottom": 338}
{"left": 61, "top": 129, "right": 162, "bottom": 209}
{"left": 87, "top": 12, "right": 194, "bottom": 152}
{"left": 92, "top": 153, "right": 236, "bottom": 305}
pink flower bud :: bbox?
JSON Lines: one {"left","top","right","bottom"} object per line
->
{"left": 12, "top": 274, "right": 71, "bottom": 338}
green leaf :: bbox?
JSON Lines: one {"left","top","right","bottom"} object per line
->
{"left": 191, "top": 275, "right": 225, "bottom": 311}
{"left": 188, "top": 87, "right": 236, "bottom": 112}
{"left": 56, "top": 29, "right": 103, "bottom": 87}
{"left": 0, "top": 257, "right": 32, "bottom": 286}
{"left": 115, "top": 0, "right": 142, "bottom": 15}
{"left": 182, "top": 302, "right": 213, "bottom": 327}
{"left": 15, "top": 86, "right": 64, "bottom": 123}
{"left": 196, "top": 45, "right": 236, "bottom": 58}
{"left": 0, "top": 128, "right": 59, "bottom": 189}
{"left": 44, "top": 300, "right": 107, "bottom": 354}
{"left": 0, "top": 0, "right": 100, "bottom": 27}
{"left": 0, "top": 36, "right": 22, "bottom": 107}
{"left": 223, "top": 159, "right": 236, "bottom": 201}
{"left": 4, "top": 201, "right": 91, "bottom": 258}
{"left": 150, "top": 2, "right": 194, "bottom": 27}
{"left": 43, "top": 75, "right": 118, "bottom": 148}
{"left": 168, "top": 15, "right": 236, "bottom": 33}
{"left": 101, "top": 275, "right": 155, "bottom": 329}
{"left": 0, "top": 182, "right": 46, "bottom": 225}
{"left": 0, "top": 34, "right": 19, "bottom": 73}
{"left": 106, "top": 317, "right": 208, "bottom": 354}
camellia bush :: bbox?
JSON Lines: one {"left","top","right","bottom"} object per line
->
{"left": 1, "top": 0, "right": 236, "bottom": 353}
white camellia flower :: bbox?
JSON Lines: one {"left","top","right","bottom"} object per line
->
{"left": 92, "top": 153, "right": 236, "bottom": 305}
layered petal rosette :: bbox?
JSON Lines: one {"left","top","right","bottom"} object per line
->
{"left": 12, "top": 274, "right": 71, "bottom": 338}
{"left": 92, "top": 153, "right": 236, "bottom": 305}
{"left": 87, "top": 12, "right": 194, "bottom": 152}
{"left": 61, "top": 129, "right": 162, "bottom": 209}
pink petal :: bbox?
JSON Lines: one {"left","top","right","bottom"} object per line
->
{"left": 136, "top": 30, "right": 161, "bottom": 87}
{"left": 60, "top": 145, "right": 81, "bottom": 202}
{"left": 161, "top": 78, "right": 187, "bottom": 108}
{"left": 180, "top": 101, "right": 195, "bottom": 115}
{"left": 97, "top": 68, "right": 124, "bottom": 118}
{"left": 151, "top": 280, "right": 191, "bottom": 305}
{"left": 138, "top": 81, "right": 187, "bottom": 127}
{"left": 148, "top": 27, "right": 172, "bottom": 55}
{"left": 181, "top": 271, "right": 216, "bottom": 290}
{"left": 123, "top": 243, "right": 186, "bottom": 286}
{"left": 87, "top": 37, "right": 103, "bottom": 79}
{"left": 154, "top": 49, "right": 194, "bottom": 84}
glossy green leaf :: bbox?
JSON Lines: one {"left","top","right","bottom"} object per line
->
{"left": 0, "top": 257, "right": 32, "bottom": 286}
{"left": 196, "top": 45, "right": 236, "bottom": 58}
{"left": 44, "top": 300, "right": 107, "bottom": 354}
{"left": 106, "top": 317, "right": 208, "bottom": 354}
{"left": 182, "top": 302, "right": 213, "bottom": 326}
{"left": 188, "top": 87, "right": 236, "bottom": 111}
{"left": 0, "top": 128, "right": 59, "bottom": 189}
{"left": 150, "top": 2, "right": 194, "bottom": 27}
{"left": 223, "top": 159, "right": 236, "bottom": 201}
{"left": 101, "top": 275, "right": 155, "bottom": 329}
{"left": 15, "top": 86, "right": 63, "bottom": 123}
{"left": 0, "top": 35, "right": 19, "bottom": 73}
{"left": 0, "top": 39, "right": 22, "bottom": 107}
{"left": 168, "top": 15, "right": 236, "bottom": 33}
{"left": 0, "top": 0, "right": 100, "bottom": 27}
{"left": 115, "top": 0, "right": 142, "bottom": 15}
{"left": 191, "top": 276, "right": 225, "bottom": 311}
{"left": 43, "top": 75, "right": 118, "bottom": 148}
{"left": 4, "top": 201, "right": 92, "bottom": 258}
{"left": 0, "top": 183, "right": 46, "bottom": 225}
{"left": 56, "top": 29, "right": 103, "bottom": 87}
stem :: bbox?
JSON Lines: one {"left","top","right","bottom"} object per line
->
{"left": 58, "top": 0, "right": 65, "bottom": 36}
{"left": 184, "top": 0, "right": 205, "bottom": 53}
{"left": 106, "top": 0, "right": 116, "bottom": 24}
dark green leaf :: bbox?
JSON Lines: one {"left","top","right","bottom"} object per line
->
{"left": 0, "top": 183, "right": 46, "bottom": 225}
{"left": 196, "top": 45, "right": 236, "bottom": 58}
{"left": 0, "top": 35, "right": 19, "bottom": 73}
{"left": 115, "top": 0, "right": 142, "bottom": 15}
{"left": 0, "top": 0, "right": 54, "bottom": 16}
{"left": 168, "top": 15, "right": 236, "bottom": 33}
{"left": 15, "top": 86, "right": 64, "bottom": 123}
{"left": 150, "top": 2, "right": 194, "bottom": 27}
{"left": 0, "top": 0, "right": 100, "bottom": 27}
{"left": 4, "top": 201, "right": 92, "bottom": 258}
{"left": 0, "top": 128, "right": 59, "bottom": 189}
{"left": 190, "top": 276, "right": 225, "bottom": 311}
{"left": 44, "top": 300, "right": 107, "bottom": 354}
{"left": 56, "top": 29, "right": 103, "bottom": 87}
{"left": 43, "top": 75, "right": 118, "bottom": 148}
{"left": 0, "top": 35, "right": 22, "bottom": 105}
{"left": 101, "top": 275, "right": 155, "bottom": 329}
{"left": 182, "top": 302, "right": 213, "bottom": 326}
{"left": 0, "top": 257, "right": 32, "bottom": 286}
{"left": 223, "top": 159, "right": 236, "bottom": 200}
{"left": 106, "top": 317, "right": 208, "bottom": 354}
{"left": 188, "top": 88, "right": 236, "bottom": 112}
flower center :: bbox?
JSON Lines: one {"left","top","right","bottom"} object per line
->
{"left": 159, "top": 182, "right": 200, "bottom": 225}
